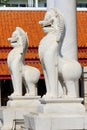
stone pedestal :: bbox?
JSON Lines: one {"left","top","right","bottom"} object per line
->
{"left": 7, "top": 96, "right": 40, "bottom": 107}
{"left": 24, "top": 98, "right": 86, "bottom": 130}
{"left": 38, "top": 98, "right": 85, "bottom": 114}
{"left": 0, "top": 96, "right": 40, "bottom": 130}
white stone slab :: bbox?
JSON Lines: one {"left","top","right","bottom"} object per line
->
{"left": 0, "top": 107, "right": 15, "bottom": 130}
{"left": 24, "top": 112, "right": 85, "bottom": 130}
{"left": 40, "top": 98, "right": 83, "bottom": 103}
{"left": 0, "top": 96, "right": 41, "bottom": 130}
{"left": 84, "top": 112, "right": 87, "bottom": 129}
{"left": 38, "top": 98, "right": 85, "bottom": 114}
{"left": 0, "top": 106, "right": 40, "bottom": 130}
{"left": 7, "top": 96, "right": 41, "bottom": 107}
{"left": 24, "top": 98, "right": 86, "bottom": 130}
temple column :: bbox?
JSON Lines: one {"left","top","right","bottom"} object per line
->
{"left": 55, "top": 0, "right": 77, "bottom": 60}
{"left": 47, "top": 0, "right": 77, "bottom": 60}
{"left": 47, "top": 0, "right": 55, "bottom": 10}
{"left": 28, "top": 0, "right": 33, "bottom": 7}
{"left": 35, "top": 0, "right": 38, "bottom": 7}
{"left": 47, "top": 0, "right": 79, "bottom": 97}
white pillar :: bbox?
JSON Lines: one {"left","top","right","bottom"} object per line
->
{"left": 28, "top": 0, "right": 33, "bottom": 7}
{"left": 47, "top": 0, "right": 79, "bottom": 97}
{"left": 47, "top": 0, "right": 77, "bottom": 60}
{"left": 54, "top": 0, "right": 79, "bottom": 97}
{"left": 35, "top": 0, "right": 38, "bottom": 7}
{"left": 28, "top": 0, "right": 29, "bottom": 6}
{"left": 47, "top": 0, "right": 55, "bottom": 10}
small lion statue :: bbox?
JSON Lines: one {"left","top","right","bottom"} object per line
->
{"left": 7, "top": 27, "right": 40, "bottom": 97}
{"left": 39, "top": 8, "right": 82, "bottom": 98}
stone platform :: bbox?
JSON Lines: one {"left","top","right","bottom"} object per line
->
{"left": 24, "top": 98, "right": 86, "bottom": 130}
{"left": 0, "top": 96, "right": 41, "bottom": 130}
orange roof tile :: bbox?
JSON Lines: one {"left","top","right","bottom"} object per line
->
{"left": 77, "top": 11, "right": 87, "bottom": 48}
{"left": 0, "top": 10, "right": 87, "bottom": 79}
{"left": 77, "top": 11, "right": 87, "bottom": 68}
{"left": 0, "top": 10, "right": 45, "bottom": 79}
{"left": 0, "top": 11, "right": 45, "bottom": 48}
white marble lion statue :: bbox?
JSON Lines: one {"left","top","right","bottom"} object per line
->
{"left": 7, "top": 27, "right": 40, "bottom": 97}
{"left": 39, "top": 8, "right": 82, "bottom": 98}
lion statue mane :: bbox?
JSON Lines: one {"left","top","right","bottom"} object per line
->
{"left": 7, "top": 27, "right": 40, "bottom": 97}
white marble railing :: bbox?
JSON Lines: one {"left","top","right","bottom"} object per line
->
{"left": 0, "top": 7, "right": 47, "bottom": 11}
{"left": 0, "top": 7, "right": 87, "bottom": 11}
{"left": 77, "top": 7, "right": 87, "bottom": 11}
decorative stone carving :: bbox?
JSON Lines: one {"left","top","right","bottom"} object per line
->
{"left": 39, "top": 8, "right": 82, "bottom": 98}
{"left": 7, "top": 27, "right": 40, "bottom": 97}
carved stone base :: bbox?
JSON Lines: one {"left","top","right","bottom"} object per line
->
{"left": 0, "top": 107, "right": 34, "bottom": 130}
{"left": 38, "top": 98, "right": 85, "bottom": 114}
{"left": 0, "top": 96, "right": 41, "bottom": 130}
{"left": 7, "top": 95, "right": 40, "bottom": 107}
{"left": 0, "top": 107, "right": 16, "bottom": 130}
{"left": 24, "top": 113, "right": 86, "bottom": 130}
{"left": 24, "top": 98, "right": 86, "bottom": 130}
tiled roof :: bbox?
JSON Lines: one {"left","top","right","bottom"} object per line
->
{"left": 0, "top": 11, "right": 45, "bottom": 47}
{"left": 0, "top": 10, "right": 87, "bottom": 79}
{"left": 77, "top": 11, "right": 87, "bottom": 66}
{"left": 0, "top": 10, "right": 45, "bottom": 79}
{"left": 77, "top": 11, "right": 87, "bottom": 48}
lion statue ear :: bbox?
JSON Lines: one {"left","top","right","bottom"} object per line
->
{"left": 16, "top": 27, "right": 23, "bottom": 32}
{"left": 16, "top": 27, "right": 21, "bottom": 31}
{"left": 16, "top": 27, "right": 20, "bottom": 30}
{"left": 15, "top": 27, "right": 22, "bottom": 35}
{"left": 50, "top": 8, "right": 63, "bottom": 18}
{"left": 50, "top": 8, "right": 58, "bottom": 17}
{"left": 16, "top": 27, "right": 27, "bottom": 36}
{"left": 16, "top": 27, "right": 24, "bottom": 34}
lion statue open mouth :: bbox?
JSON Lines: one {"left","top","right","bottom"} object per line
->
{"left": 7, "top": 27, "right": 40, "bottom": 97}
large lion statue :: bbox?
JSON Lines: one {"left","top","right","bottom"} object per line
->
{"left": 7, "top": 27, "right": 40, "bottom": 97}
{"left": 39, "top": 8, "right": 82, "bottom": 98}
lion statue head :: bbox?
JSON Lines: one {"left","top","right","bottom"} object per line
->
{"left": 39, "top": 8, "right": 65, "bottom": 42}
{"left": 8, "top": 27, "right": 28, "bottom": 51}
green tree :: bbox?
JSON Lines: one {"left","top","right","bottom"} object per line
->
{"left": 1, "top": 0, "right": 9, "bottom": 6}
{"left": 2, "top": 0, "right": 9, "bottom": 2}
